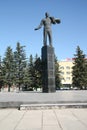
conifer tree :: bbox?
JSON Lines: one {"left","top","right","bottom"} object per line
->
{"left": 34, "top": 54, "right": 42, "bottom": 90}
{"left": 22, "top": 62, "right": 31, "bottom": 90}
{"left": 72, "top": 46, "right": 87, "bottom": 89}
{"left": 0, "top": 56, "right": 4, "bottom": 91}
{"left": 55, "top": 56, "right": 61, "bottom": 89}
{"left": 22, "top": 55, "right": 34, "bottom": 91}
{"left": 14, "top": 42, "right": 26, "bottom": 90}
{"left": 27, "top": 54, "right": 35, "bottom": 90}
{"left": 3, "top": 46, "right": 14, "bottom": 92}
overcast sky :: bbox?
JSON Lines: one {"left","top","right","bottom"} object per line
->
{"left": 0, "top": 0, "right": 87, "bottom": 60}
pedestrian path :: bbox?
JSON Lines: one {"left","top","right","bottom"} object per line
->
{"left": 0, "top": 108, "right": 87, "bottom": 130}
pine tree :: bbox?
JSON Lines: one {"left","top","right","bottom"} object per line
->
{"left": 84, "top": 59, "right": 87, "bottom": 89}
{"left": 22, "top": 62, "right": 31, "bottom": 90}
{"left": 14, "top": 42, "right": 26, "bottom": 90}
{"left": 3, "top": 46, "right": 14, "bottom": 92}
{"left": 27, "top": 54, "right": 35, "bottom": 90}
{"left": 22, "top": 56, "right": 34, "bottom": 91}
{"left": 0, "top": 56, "right": 4, "bottom": 91}
{"left": 55, "top": 56, "right": 61, "bottom": 90}
{"left": 72, "top": 46, "right": 87, "bottom": 89}
{"left": 34, "top": 54, "right": 42, "bottom": 90}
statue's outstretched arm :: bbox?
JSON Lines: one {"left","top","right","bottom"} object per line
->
{"left": 34, "top": 20, "right": 43, "bottom": 30}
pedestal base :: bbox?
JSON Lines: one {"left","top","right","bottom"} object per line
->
{"left": 41, "top": 46, "right": 56, "bottom": 93}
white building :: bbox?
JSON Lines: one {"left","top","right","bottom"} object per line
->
{"left": 59, "top": 58, "right": 74, "bottom": 87}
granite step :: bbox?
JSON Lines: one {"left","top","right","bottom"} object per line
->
{"left": 19, "top": 103, "right": 87, "bottom": 110}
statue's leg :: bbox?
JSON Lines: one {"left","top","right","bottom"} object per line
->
{"left": 43, "top": 30, "right": 47, "bottom": 46}
{"left": 48, "top": 30, "right": 52, "bottom": 47}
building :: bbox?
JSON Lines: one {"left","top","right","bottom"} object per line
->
{"left": 59, "top": 58, "right": 74, "bottom": 87}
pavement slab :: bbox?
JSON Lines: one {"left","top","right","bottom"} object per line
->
{"left": 0, "top": 90, "right": 87, "bottom": 130}
{"left": 0, "top": 108, "right": 87, "bottom": 130}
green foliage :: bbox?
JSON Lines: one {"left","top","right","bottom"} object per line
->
{"left": 72, "top": 46, "right": 87, "bottom": 89}
{"left": 27, "top": 54, "right": 35, "bottom": 89}
{"left": 34, "top": 54, "right": 42, "bottom": 90}
{"left": 14, "top": 42, "right": 26, "bottom": 90}
{"left": 25, "top": 54, "right": 42, "bottom": 91}
{"left": 0, "top": 43, "right": 64, "bottom": 92}
{"left": 2, "top": 46, "right": 14, "bottom": 91}
{"left": 0, "top": 56, "right": 4, "bottom": 90}
{"left": 55, "top": 56, "right": 61, "bottom": 89}
{"left": 0, "top": 43, "right": 43, "bottom": 91}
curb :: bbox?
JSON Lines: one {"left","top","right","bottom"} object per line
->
{"left": 19, "top": 103, "right": 87, "bottom": 110}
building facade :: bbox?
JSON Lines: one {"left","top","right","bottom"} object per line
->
{"left": 59, "top": 58, "right": 74, "bottom": 87}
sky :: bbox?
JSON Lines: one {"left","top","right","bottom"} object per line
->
{"left": 0, "top": 0, "right": 87, "bottom": 60}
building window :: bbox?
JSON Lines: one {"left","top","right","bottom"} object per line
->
{"left": 66, "top": 66, "right": 70, "bottom": 69}
{"left": 60, "top": 66, "right": 64, "bottom": 70}
{"left": 66, "top": 72, "right": 70, "bottom": 75}
{"left": 66, "top": 77, "right": 70, "bottom": 80}
{"left": 60, "top": 77, "right": 65, "bottom": 81}
{"left": 60, "top": 72, "right": 64, "bottom": 75}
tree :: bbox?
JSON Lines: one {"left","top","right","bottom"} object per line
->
{"left": 72, "top": 46, "right": 87, "bottom": 89}
{"left": 14, "top": 42, "right": 26, "bottom": 90}
{"left": 0, "top": 56, "right": 4, "bottom": 91}
{"left": 26, "top": 54, "right": 35, "bottom": 90}
{"left": 23, "top": 54, "right": 42, "bottom": 91}
{"left": 22, "top": 63, "right": 31, "bottom": 90}
{"left": 3, "top": 46, "right": 14, "bottom": 92}
{"left": 82, "top": 58, "right": 87, "bottom": 89}
{"left": 22, "top": 55, "right": 34, "bottom": 91}
{"left": 55, "top": 56, "right": 61, "bottom": 89}
{"left": 85, "top": 59, "right": 87, "bottom": 89}
{"left": 34, "top": 54, "right": 42, "bottom": 90}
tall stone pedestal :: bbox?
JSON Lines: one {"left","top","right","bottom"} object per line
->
{"left": 42, "top": 46, "right": 56, "bottom": 93}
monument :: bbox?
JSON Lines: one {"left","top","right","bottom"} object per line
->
{"left": 35, "top": 12, "right": 60, "bottom": 92}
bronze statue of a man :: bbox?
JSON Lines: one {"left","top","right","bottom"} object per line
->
{"left": 35, "top": 12, "right": 61, "bottom": 47}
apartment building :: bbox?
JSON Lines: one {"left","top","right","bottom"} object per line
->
{"left": 59, "top": 58, "right": 74, "bottom": 87}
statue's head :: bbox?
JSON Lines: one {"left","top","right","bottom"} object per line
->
{"left": 45, "top": 12, "right": 49, "bottom": 17}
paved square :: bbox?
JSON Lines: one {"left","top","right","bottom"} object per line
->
{"left": 0, "top": 108, "right": 87, "bottom": 130}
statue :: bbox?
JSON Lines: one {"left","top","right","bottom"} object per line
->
{"left": 34, "top": 12, "right": 61, "bottom": 47}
